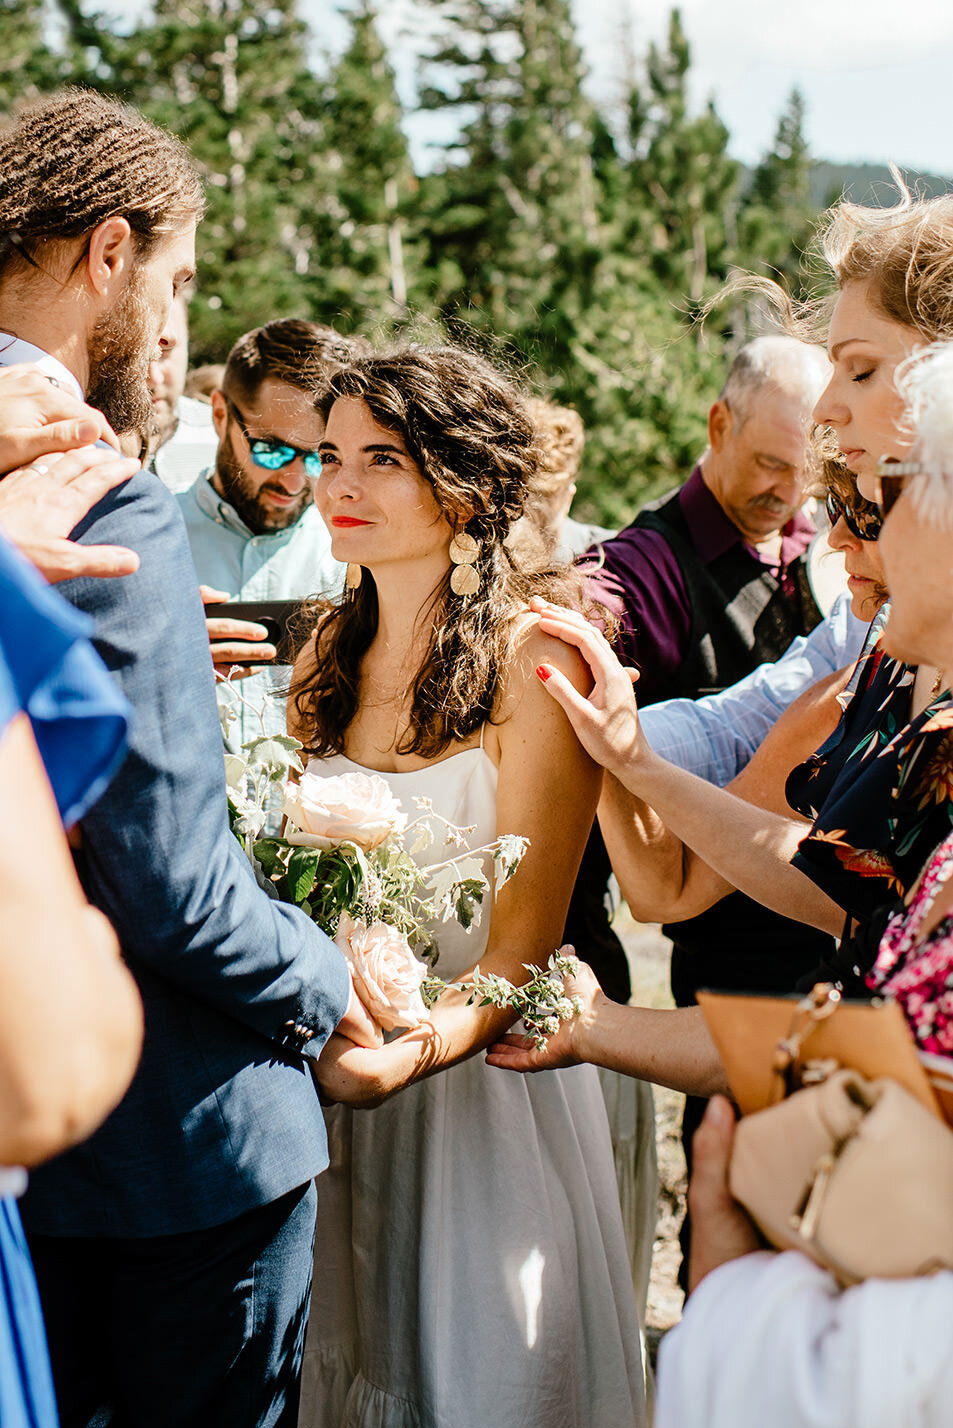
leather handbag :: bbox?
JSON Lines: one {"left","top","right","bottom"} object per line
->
{"left": 696, "top": 983, "right": 941, "bottom": 1116}
{"left": 729, "top": 1065, "right": 953, "bottom": 1285}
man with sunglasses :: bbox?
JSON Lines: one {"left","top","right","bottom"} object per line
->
{"left": 179, "top": 319, "right": 361, "bottom": 748}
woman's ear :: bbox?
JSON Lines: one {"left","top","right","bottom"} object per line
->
{"left": 452, "top": 504, "right": 478, "bottom": 532}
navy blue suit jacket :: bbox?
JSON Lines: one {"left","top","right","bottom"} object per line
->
{"left": 21, "top": 470, "right": 349, "bottom": 1238}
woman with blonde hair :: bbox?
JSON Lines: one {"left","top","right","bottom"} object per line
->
{"left": 654, "top": 338, "right": 953, "bottom": 1428}
{"left": 490, "top": 184, "right": 953, "bottom": 1091}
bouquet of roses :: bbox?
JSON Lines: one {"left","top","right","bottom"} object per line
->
{"left": 223, "top": 715, "right": 581, "bottom": 1046}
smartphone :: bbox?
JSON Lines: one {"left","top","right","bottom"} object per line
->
{"left": 203, "top": 598, "right": 303, "bottom": 666}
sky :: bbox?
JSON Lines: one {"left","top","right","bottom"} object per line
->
{"left": 306, "top": 0, "right": 953, "bottom": 177}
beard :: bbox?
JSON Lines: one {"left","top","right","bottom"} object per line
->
{"left": 85, "top": 269, "right": 158, "bottom": 442}
{"left": 214, "top": 429, "right": 311, "bottom": 535}
{"left": 150, "top": 393, "right": 178, "bottom": 450}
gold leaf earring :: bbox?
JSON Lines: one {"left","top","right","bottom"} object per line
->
{"left": 345, "top": 563, "right": 363, "bottom": 591}
{"left": 449, "top": 530, "right": 480, "bottom": 596}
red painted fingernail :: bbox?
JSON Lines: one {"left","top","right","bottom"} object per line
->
{"left": 536, "top": 665, "right": 551, "bottom": 682}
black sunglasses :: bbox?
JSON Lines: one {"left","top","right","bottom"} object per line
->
{"left": 874, "top": 456, "right": 925, "bottom": 518}
{"left": 825, "top": 490, "right": 882, "bottom": 542}
{"left": 225, "top": 396, "right": 323, "bottom": 478}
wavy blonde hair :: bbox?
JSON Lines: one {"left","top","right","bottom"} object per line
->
{"left": 819, "top": 183, "right": 953, "bottom": 338}
{"left": 710, "top": 177, "right": 953, "bottom": 348}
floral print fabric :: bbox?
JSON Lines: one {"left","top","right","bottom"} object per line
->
{"left": 867, "top": 827, "right": 953, "bottom": 1055}
{"left": 786, "top": 607, "right": 953, "bottom": 922}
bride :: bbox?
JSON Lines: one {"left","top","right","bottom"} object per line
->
{"left": 290, "top": 346, "right": 645, "bottom": 1428}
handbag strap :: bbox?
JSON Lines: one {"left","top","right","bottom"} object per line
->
{"left": 768, "top": 983, "right": 843, "bottom": 1104}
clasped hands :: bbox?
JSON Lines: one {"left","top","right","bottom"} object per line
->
{"left": 322, "top": 952, "right": 607, "bottom": 1105}
{"left": 315, "top": 971, "right": 415, "bottom": 1110}
{"left": 316, "top": 978, "right": 416, "bottom": 1110}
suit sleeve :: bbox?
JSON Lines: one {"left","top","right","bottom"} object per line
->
{"left": 62, "top": 470, "right": 350, "bottom": 1058}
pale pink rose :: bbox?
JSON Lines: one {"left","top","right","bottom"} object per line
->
{"left": 335, "top": 913, "right": 428, "bottom": 1032}
{"left": 283, "top": 769, "right": 406, "bottom": 851}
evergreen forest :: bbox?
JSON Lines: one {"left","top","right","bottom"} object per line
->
{"left": 3, "top": 0, "right": 946, "bottom": 522}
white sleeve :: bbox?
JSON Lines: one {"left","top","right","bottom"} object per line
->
{"left": 656, "top": 1250, "right": 953, "bottom": 1428}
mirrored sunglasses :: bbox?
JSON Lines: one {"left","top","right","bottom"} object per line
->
{"left": 874, "top": 456, "right": 925, "bottom": 518}
{"left": 225, "top": 396, "right": 322, "bottom": 478}
{"left": 825, "top": 490, "right": 882, "bottom": 542}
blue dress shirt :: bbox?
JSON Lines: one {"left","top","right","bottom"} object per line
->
{"left": 178, "top": 471, "right": 344, "bottom": 747}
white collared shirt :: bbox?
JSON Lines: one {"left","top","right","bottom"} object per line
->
{"left": 0, "top": 331, "right": 85, "bottom": 400}
{"left": 152, "top": 396, "right": 219, "bottom": 495}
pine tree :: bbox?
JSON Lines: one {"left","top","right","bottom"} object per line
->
{"left": 417, "top": 0, "right": 600, "bottom": 351}
{"left": 313, "top": 0, "right": 416, "bottom": 334}
{"left": 616, "top": 10, "right": 740, "bottom": 304}
{"left": 738, "top": 88, "right": 816, "bottom": 292}
{"left": 49, "top": 0, "right": 341, "bottom": 359}
{"left": 414, "top": 0, "right": 728, "bottom": 525}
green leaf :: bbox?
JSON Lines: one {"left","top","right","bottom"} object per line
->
{"left": 242, "top": 735, "right": 304, "bottom": 781}
{"left": 451, "top": 877, "right": 487, "bottom": 932}
{"left": 288, "top": 848, "right": 319, "bottom": 903}
{"left": 253, "top": 839, "right": 287, "bottom": 876}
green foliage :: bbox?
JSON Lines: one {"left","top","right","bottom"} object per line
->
{"left": 416, "top": 0, "right": 601, "bottom": 336}
{"left": 738, "top": 88, "right": 816, "bottom": 291}
{"left": 0, "top": 0, "right": 65, "bottom": 105}
{"left": 618, "top": 10, "right": 741, "bottom": 299}
{"left": 0, "top": 0, "right": 853, "bottom": 522}
{"left": 309, "top": 0, "right": 416, "bottom": 334}
{"left": 463, "top": 952, "right": 585, "bottom": 1051}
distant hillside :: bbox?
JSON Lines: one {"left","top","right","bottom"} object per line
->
{"left": 809, "top": 160, "right": 953, "bottom": 209}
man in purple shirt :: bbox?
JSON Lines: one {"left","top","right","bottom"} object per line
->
{"left": 591, "top": 336, "right": 830, "bottom": 702}
{"left": 566, "top": 335, "right": 834, "bottom": 1276}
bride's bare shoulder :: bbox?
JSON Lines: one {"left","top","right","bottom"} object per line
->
{"left": 495, "top": 609, "right": 592, "bottom": 720}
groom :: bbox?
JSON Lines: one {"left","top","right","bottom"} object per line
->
{"left": 0, "top": 91, "right": 376, "bottom": 1427}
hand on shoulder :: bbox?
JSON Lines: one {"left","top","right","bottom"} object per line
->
{"left": 509, "top": 611, "right": 595, "bottom": 698}
{"left": 487, "top": 610, "right": 598, "bottom": 771}
{"left": 519, "top": 596, "right": 644, "bottom": 776}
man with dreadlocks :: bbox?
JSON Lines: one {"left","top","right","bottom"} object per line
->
{"left": 0, "top": 89, "right": 377, "bottom": 1428}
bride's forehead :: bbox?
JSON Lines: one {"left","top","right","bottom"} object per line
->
{"left": 327, "top": 396, "right": 407, "bottom": 446}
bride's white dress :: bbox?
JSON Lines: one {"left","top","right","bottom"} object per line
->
{"left": 299, "top": 746, "right": 646, "bottom": 1428}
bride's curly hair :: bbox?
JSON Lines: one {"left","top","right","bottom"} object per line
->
{"left": 291, "top": 346, "right": 589, "bottom": 759}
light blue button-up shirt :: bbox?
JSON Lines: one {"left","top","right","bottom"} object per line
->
{"left": 177, "top": 471, "right": 344, "bottom": 751}
{"left": 640, "top": 593, "right": 868, "bottom": 786}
